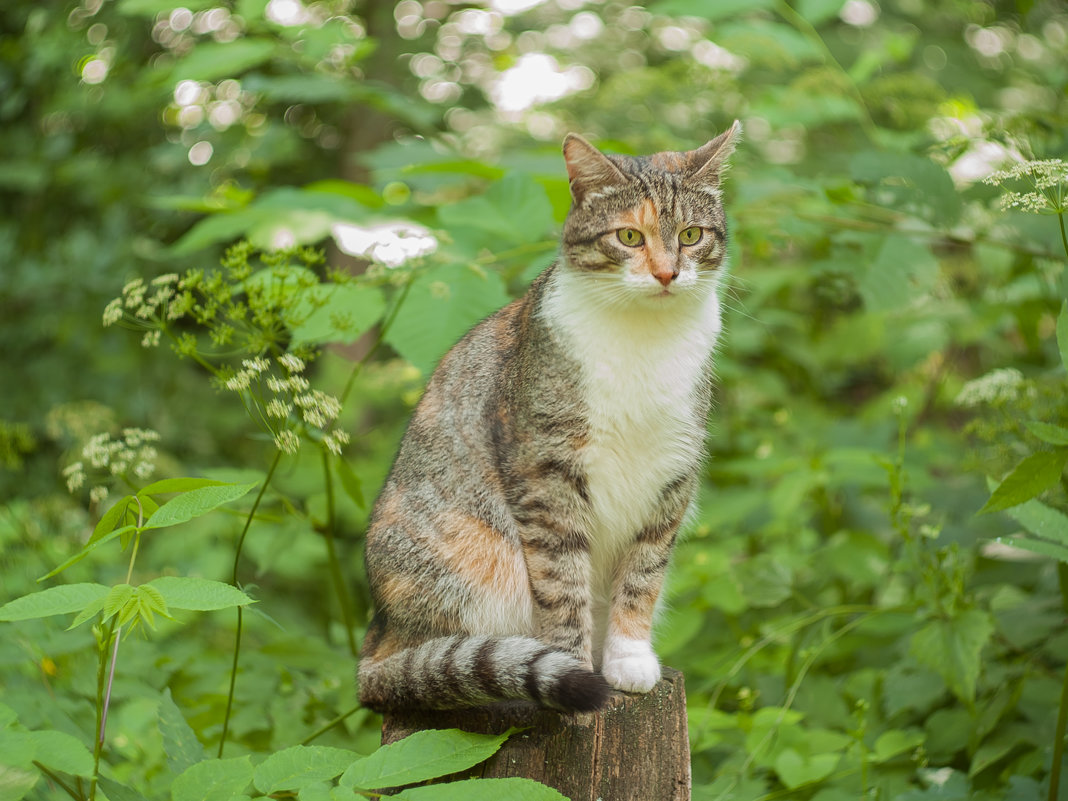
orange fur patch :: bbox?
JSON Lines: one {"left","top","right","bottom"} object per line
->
{"left": 648, "top": 151, "right": 687, "bottom": 171}
{"left": 611, "top": 603, "right": 655, "bottom": 641}
{"left": 435, "top": 512, "right": 524, "bottom": 593}
{"left": 617, "top": 200, "right": 675, "bottom": 285}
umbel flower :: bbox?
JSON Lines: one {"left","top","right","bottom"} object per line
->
{"left": 62, "top": 428, "right": 161, "bottom": 502}
{"left": 983, "top": 159, "right": 1068, "bottom": 215}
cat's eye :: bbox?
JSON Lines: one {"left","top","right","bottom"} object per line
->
{"left": 679, "top": 227, "right": 703, "bottom": 246}
{"left": 616, "top": 228, "right": 645, "bottom": 247}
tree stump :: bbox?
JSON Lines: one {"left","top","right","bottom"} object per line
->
{"left": 381, "top": 667, "right": 691, "bottom": 801}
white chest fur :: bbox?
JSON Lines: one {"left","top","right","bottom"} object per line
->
{"left": 539, "top": 269, "right": 722, "bottom": 571}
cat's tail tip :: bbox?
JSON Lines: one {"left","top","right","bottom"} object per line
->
{"left": 551, "top": 665, "right": 611, "bottom": 712}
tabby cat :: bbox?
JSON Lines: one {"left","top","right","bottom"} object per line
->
{"left": 358, "top": 122, "right": 741, "bottom": 712}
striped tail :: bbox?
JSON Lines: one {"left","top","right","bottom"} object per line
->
{"left": 358, "top": 634, "right": 611, "bottom": 712}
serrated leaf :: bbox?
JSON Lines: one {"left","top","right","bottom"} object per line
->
{"left": 340, "top": 729, "right": 514, "bottom": 790}
{"left": 253, "top": 745, "right": 362, "bottom": 793}
{"left": 172, "top": 756, "right": 254, "bottom": 801}
{"left": 979, "top": 449, "right": 1068, "bottom": 514}
{"left": 147, "top": 577, "right": 254, "bottom": 611}
{"left": 384, "top": 263, "right": 510, "bottom": 375}
{"left": 1025, "top": 421, "right": 1068, "bottom": 446}
{"left": 139, "top": 478, "right": 230, "bottom": 496}
{"left": 103, "top": 584, "right": 136, "bottom": 623}
{"left": 143, "top": 482, "right": 258, "bottom": 530}
{"left": 89, "top": 495, "right": 137, "bottom": 545}
{"left": 1004, "top": 498, "right": 1068, "bottom": 545}
{"left": 159, "top": 688, "right": 205, "bottom": 776}
{"left": 910, "top": 609, "right": 994, "bottom": 705}
{"left": 0, "top": 583, "right": 109, "bottom": 622}
{"left": 871, "top": 728, "right": 925, "bottom": 763}
{"left": 1003, "top": 537, "right": 1068, "bottom": 562}
{"left": 437, "top": 173, "right": 554, "bottom": 248}
{"left": 26, "top": 730, "right": 94, "bottom": 777}
{"left": 394, "top": 777, "right": 569, "bottom": 800}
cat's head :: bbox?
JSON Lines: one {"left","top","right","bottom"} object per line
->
{"left": 560, "top": 122, "right": 740, "bottom": 300}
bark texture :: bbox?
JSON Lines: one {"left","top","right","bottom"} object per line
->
{"left": 381, "top": 667, "right": 691, "bottom": 801}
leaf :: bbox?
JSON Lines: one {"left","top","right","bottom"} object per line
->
{"left": 39, "top": 525, "right": 137, "bottom": 581}
{"left": 89, "top": 495, "right": 137, "bottom": 545}
{"left": 339, "top": 729, "right": 515, "bottom": 790}
{"left": 172, "top": 756, "right": 254, "bottom": 801}
{"left": 288, "top": 284, "right": 386, "bottom": 346}
{"left": 139, "top": 478, "right": 231, "bottom": 496}
{"left": 773, "top": 748, "right": 839, "bottom": 789}
{"left": 147, "top": 577, "right": 254, "bottom": 611}
{"left": 871, "top": 729, "right": 925, "bottom": 763}
{"left": 0, "top": 583, "right": 109, "bottom": 622}
{"left": 118, "top": 0, "right": 215, "bottom": 15}
{"left": 979, "top": 449, "right": 1068, "bottom": 514}
{"left": 143, "top": 482, "right": 258, "bottom": 529}
{"left": 1003, "top": 498, "right": 1068, "bottom": 545}
{"left": 648, "top": 0, "right": 776, "bottom": 21}
{"left": 25, "top": 730, "right": 94, "bottom": 777}
{"left": 159, "top": 689, "right": 204, "bottom": 776}
{"left": 95, "top": 777, "right": 151, "bottom": 801}
{"left": 1003, "top": 537, "right": 1068, "bottom": 562}
{"left": 169, "top": 40, "right": 275, "bottom": 82}
{"left": 1058, "top": 300, "right": 1068, "bottom": 369}
{"left": 909, "top": 609, "right": 994, "bottom": 705}
{"left": 252, "top": 745, "right": 361, "bottom": 793}
{"left": 1026, "top": 421, "right": 1068, "bottom": 446}
{"left": 394, "top": 777, "right": 568, "bottom": 800}
{"left": 384, "top": 263, "right": 511, "bottom": 375}
{"left": 856, "top": 235, "right": 940, "bottom": 313}
{"left": 437, "top": 173, "right": 555, "bottom": 248}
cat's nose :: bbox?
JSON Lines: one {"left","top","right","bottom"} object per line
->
{"left": 652, "top": 264, "right": 679, "bottom": 286}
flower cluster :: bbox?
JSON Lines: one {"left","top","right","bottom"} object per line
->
{"left": 983, "top": 159, "right": 1068, "bottom": 215}
{"left": 62, "top": 428, "right": 162, "bottom": 503}
{"left": 223, "top": 354, "right": 349, "bottom": 455}
{"left": 955, "top": 368, "right": 1033, "bottom": 408}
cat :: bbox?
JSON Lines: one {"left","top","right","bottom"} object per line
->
{"left": 357, "top": 121, "right": 741, "bottom": 712}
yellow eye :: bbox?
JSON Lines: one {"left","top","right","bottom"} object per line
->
{"left": 617, "top": 228, "right": 644, "bottom": 247}
{"left": 679, "top": 227, "right": 703, "bottom": 246}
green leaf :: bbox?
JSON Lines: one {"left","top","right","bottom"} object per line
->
{"left": 1003, "top": 536, "right": 1068, "bottom": 562}
{"left": 909, "top": 609, "right": 994, "bottom": 705}
{"left": 95, "top": 777, "right": 151, "bottom": 801}
{"left": 1004, "top": 497, "right": 1068, "bottom": 545}
{"left": 89, "top": 495, "right": 137, "bottom": 545}
{"left": 39, "top": 525, "right": 138, "bottom": 581}
{"left": 1025, "top": 421, "right": 1068, "bottom": 446}
{"left": 139, "top": 478, "right": 231, "bottom": 496}
{"left": 169, "top": 40, "right": 275, "bottom": 82}
{"left": 1057, "top": 300, "right": 1068, "bottom": 369}
{"left": 438, "top": 173, "right": 555, "bottom": 248}
{"left": 25, "top": 730, "right": 94, "bottom": 777}
{"left": 0, "top": 583, "right": 109, "bottom": 622}
{"left": 172, "top": 756, "right": 254, "bottom": 801}
{"left": 118, "top": 0, "right": 215, "bottom": 15}
{"left": 856, "top": 235, "right": 940, "bottom": 313}
{"left": 871, "top": 729, "right": 925, "bottom": 763}
{"left": 384, "top": 263, "right": 511, "bottom": 375}
{"left": 648, "top": 0, "right": 776, "bottom": 21}
{"left": 253, "top": 745, "right": 362, "bottom": 793}
{"left": 288, "top": 284, "right": 386, "bottom": 346}
{"left": 979, "top": 449, "right": 1068, "bottom": 514}
{"left": 143, "top": 482, "right": 258, "bottom": 530}
{"left": 147, "top": 577, "right": 254, "bottom": 611}
{"left": 159, "top": 689, "right": 204, "bottom": 776}
{"left": 340, "top": 729, "right": 514, "bottom": 790}
{"left": 773, "top": 748, "right": 839, "bottom": 789}
{"left": 335, "top": 457, "right": 366, "bottom": 510}
{"left": 797, "top": 0, "right": 846, "bottom": 24}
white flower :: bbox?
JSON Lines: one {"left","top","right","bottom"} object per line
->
{"left": 274, "top": 429, "right": 301, "bottom": 455}
{"left": 103, "top": 299, "right": 123, "bottom": 327}
{"left": 89, "top": 486, "right": 109, "bottom": 504}
{"left": 226, "top": 370, "right": 252, "bottom": 391}
{"left": 141, "top": 330, "right": 161, "bottom": 348}
{"left": 242, "top": 357, "right": 270, "bottom": 374}
{"left": 266, "top": 399, "right": 292, "bottom": 419}
{"left": 323, "top": 429, "right": 350, "bottom": 455}
{"left": 278, "top": 353, "right": 306, "bottom": 374}
{"left": 955, "top": 368, "right": 1029, "bottom": 407}
{"left": 331, "top": 221, "right": 438, "bottom": 268}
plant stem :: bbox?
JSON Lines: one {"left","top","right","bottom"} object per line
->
{"left": 300, "top": 702, "right": 364, "bottom": 745}
{"left": 1057, "top": 211, "right": 1067, "bottom": 261}
{"left": 1049, "top": 563, "right": 1068, "bottom": 801}
{"left": 322, "top": 448, "right": 358, "bottom": 657}
{"left": 34, "top": 762, "right": 83, "bottom": 801}
{"left": 340, "top": 275, "right": 413, "bottom": 407}
{"left": 218, "top": 449, "right": 283, "bottom": 758}
{"left": 89, "top": 618, "right": 118, "bottom": 801}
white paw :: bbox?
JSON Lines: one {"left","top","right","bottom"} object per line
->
{"left": 601, "top": 637, "right": 661, "bottom": 693}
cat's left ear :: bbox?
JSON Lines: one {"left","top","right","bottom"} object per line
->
{"left": 688, "top": 120, "right": 742, "bottom": 182}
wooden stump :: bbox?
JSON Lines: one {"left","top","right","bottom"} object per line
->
{"left": 381, "top": 667, "right": 691, "bottom": 801}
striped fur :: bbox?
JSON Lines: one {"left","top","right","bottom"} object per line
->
{"left": 358, "top": 123, "right": 740, "bottom": 712}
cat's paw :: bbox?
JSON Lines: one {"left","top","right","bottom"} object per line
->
{"left": 601, "top": 637, "right": 661, "bottom": 693}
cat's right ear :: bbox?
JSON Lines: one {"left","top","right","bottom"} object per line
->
{"left": 563, "top": 133, "right": 628, "bottom": 205}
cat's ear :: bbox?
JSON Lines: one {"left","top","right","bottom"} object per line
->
{"left": 688, "top": 120, "right": 742, "bottom": 183}
{"left": 563, "top": 133, "right": 628, "bottom": 204}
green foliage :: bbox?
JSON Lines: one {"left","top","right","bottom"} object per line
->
{"left": 3, "top": 0, "right": 1068, "bottom": 799}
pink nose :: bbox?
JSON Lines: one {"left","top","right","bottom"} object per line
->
{"left": 652, "top": 265, "right": 678, "bottom": 286}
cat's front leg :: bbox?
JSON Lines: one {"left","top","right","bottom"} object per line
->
{"left": 518, "top": 522, "right": 596, "bottom": 669}
{"left": 601, "top": 520, "right": 680, "bottom": 693}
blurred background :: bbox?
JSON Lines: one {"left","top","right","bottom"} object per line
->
{"left": 2, "top": 0, "right": 1068, "bottom": 798}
